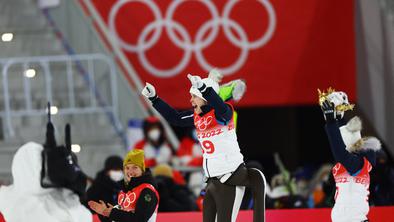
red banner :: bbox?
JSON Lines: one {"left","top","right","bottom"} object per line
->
{"left": 156, "top": 207, "right": 394, "bottom": 222}
{"left": 2, "top": 207, "right": 392, "bottom": 222}
{"left": 89, "top": 0, "right": 355, "bottom": 108}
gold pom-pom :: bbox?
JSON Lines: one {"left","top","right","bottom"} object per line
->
{"left": 318, "top": 87, "right": 335, "bottom": 106}
{"left": 317, "top": 87, "right": 355, "bottom": 112}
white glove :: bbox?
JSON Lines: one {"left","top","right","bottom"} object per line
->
{"left": 187, "top": 74, "right": 204, "bottom": 89}
{"left": 208, "top": 69, "right": 223, "bottom": 83}
{"left": 141, "top": 82, "right": 156, "bottom": 99}
{"left": 327, "top": 91, "right": 349, "bottom": 107}
{"left": 327, "top": 91, "right": 349, "bottom": 118}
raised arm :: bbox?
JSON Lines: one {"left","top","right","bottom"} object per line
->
{"left": 325, "top": 122, "right": 363, "bottom": 175}
{"left": 188, "top": 74, "right": 233, "bottom": 124}
{"left": 141, "top": 83, "right": 194, "bottom": 127}
{"left": 321, "top": 100, "right": 363, "bottom": 175}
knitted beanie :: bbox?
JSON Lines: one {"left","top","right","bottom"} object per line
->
{"left": 123, "top": 149, "right": 145, "bottom": 172}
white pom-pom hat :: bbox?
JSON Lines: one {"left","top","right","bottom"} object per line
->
{"left": 189, "top": 77, "right": 219, "bottom": 101}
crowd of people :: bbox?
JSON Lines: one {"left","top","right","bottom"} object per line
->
{"left": 120, "top": 132, "right": 394, "bottom": 213}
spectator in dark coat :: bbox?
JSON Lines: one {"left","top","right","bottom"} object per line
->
{"left": 370, "top": 150, "right": 394, "bottom": 206}
{"left": 87, "top": 156, "right": 123, "bottom": 222}
{"left": 153, "top": 164, "right": 197, "bottom": 212}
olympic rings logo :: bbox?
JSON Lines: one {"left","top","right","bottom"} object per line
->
{"left": 195, "top": 116, "right": 213, "bottom": 131}
{"left": 108, "top": 0, "right": 276, "bottom": 77}
{"left": 119, "top": 192, "right": 136, "bottom": 209}
{"left": 333, "top": 164, "right": 341, "bottom": 176}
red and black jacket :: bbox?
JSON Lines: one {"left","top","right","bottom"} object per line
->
{"left": 109, "top": 169, "right": 159, "bottom": 222}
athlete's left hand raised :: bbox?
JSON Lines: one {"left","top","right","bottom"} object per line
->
{"left": 187, "top": 74, "right": 204, "bottom": 89}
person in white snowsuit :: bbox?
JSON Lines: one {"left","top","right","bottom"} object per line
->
{"left": 0, "top": 142, "right": 92, "bottom": 222}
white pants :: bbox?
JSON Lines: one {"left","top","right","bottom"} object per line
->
{"left": 331, "top": 204, "right": 369, "bottom": 222}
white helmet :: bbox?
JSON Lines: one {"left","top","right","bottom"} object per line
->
{"left": 189, "top": 78, "right": 219, "bottom": 101}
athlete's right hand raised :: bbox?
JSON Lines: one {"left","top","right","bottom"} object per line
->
{"left": 141, "top": 82, "right": 157, "bottom": 99}
{"left": 321, "top": 100, "right": 336, "bottom": 122}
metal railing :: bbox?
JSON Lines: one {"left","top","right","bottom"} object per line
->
{"left": 74, "top": 0, "right": 180, "bottom": 148}
{"left": 0, "top": 53, "right": 121, "bottom": 139}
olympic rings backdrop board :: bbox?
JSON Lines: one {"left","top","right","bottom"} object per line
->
{"left": 90, "top": 0, "right": 355, "bottom": 108}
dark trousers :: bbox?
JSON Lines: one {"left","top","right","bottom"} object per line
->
{"left": 203, "top": 164, "right": 266, "bottom": 222}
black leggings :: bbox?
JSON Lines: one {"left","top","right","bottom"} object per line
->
{"left": 203, "top": 164, "right": 266, "bottom": 222}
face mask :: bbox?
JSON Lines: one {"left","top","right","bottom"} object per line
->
{"left": 109, "top": 170, "right": 124, "bottom": 182}
{"left": 148, "top": 129, "right": 161, "bottom": 141}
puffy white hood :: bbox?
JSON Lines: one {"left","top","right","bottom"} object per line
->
{"left": 340, "top": 117, "right": 382, "bottom": 153}
{"left": 0, "top": 142, "right": 92, "bottom": 222}
{"left": 340, "top": 116, "right": 362, "bottom": 150}
{"left": 11, "top": 142, "right": 43, "bottom": 194}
